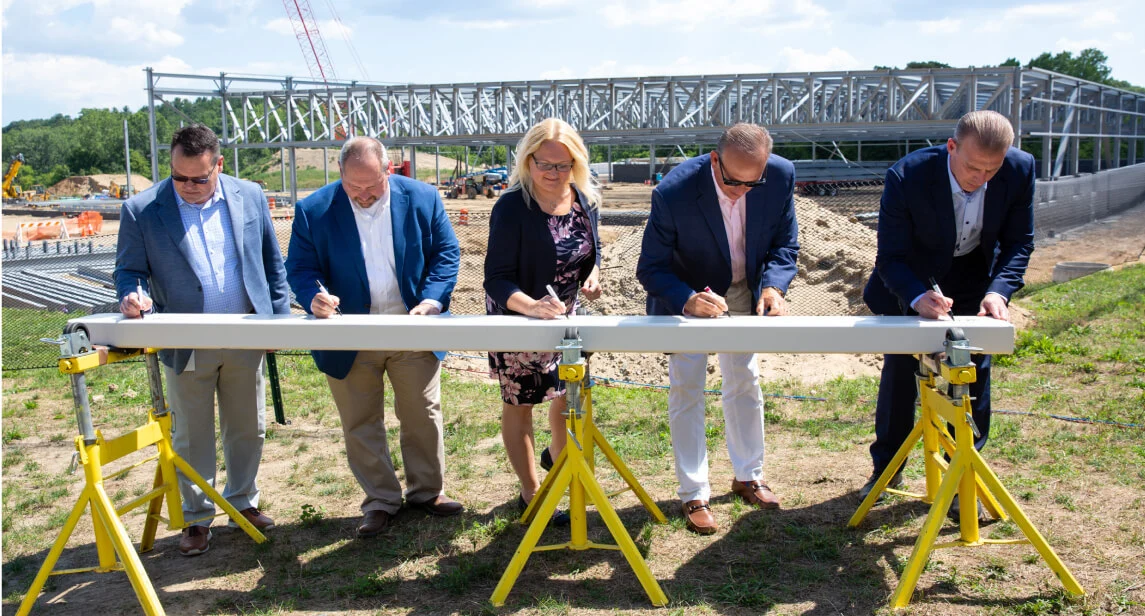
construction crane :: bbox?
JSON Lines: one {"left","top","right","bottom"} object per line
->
{"left": 281, "top": 0, "right": 370, "bottom": 139}
{"left": 3, "top": 153, "right": 25, "bottom": 200}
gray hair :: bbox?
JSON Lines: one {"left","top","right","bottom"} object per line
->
{"left": 954, "top": 110, "right": 1015, "bottom": 153}
{"left": 716, "top": 123, "right": 772, "bottom": 159}
{"left": 339, "top": 136, "right": 390, "bottom": 169}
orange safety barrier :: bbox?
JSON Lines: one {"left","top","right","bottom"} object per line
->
{"left": 268, "top": 197, "right": 276, "bottom": 210}
{"left": 459, "top": 209, "right": 469, "bottom": 225}
{"left": 17, "top": 220, "right": 68, "bottom": 243}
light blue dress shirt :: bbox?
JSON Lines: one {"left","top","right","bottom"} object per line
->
{"left": 175, "top": 182, "right": 253, "bottom": 315}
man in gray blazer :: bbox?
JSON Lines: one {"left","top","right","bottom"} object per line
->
{"left": 115, "top": 124, "right": 290, "bottom": 556}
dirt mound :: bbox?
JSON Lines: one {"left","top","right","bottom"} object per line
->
{"left": 50, "top": 174, "right": 153, "bottom": 197}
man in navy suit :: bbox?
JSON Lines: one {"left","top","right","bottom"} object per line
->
{"left": 637, "top": 123, "right": 800, "bottom": 534}
{"left": 861, "top": 110, "right": 1035, "bottom": 512}
{"left": 115, "top": 124, "right": 290, "bottom": 556}
{"left": 286, "top": 137, "right": 463, "bottom": 537}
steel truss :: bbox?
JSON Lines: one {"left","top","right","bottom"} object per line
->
{"left": 146, "top": 66, "right": 1145, "bottom": 181}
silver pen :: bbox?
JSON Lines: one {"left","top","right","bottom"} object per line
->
{"left": 316, "top": 280, "right": 342, "bottom": 315}
{"left": 136, "top": 278, "right": 146, "bottom": 319}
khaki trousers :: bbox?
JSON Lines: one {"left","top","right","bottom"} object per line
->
{"left": 326, "top": 350, "right": 445, "bottom": 514}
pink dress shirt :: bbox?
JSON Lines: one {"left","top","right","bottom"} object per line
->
{"left": 711, "top": 165, "right": 747, "bottom": 283}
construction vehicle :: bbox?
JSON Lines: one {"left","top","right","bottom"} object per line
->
{"left": 3, "top": 153, "right": 25, "bottom": 200}
{"left": 444, "top": 167, "right": 508, "bottom": 200}
{"left": 107, "top": 180, "right": 132, "bottom": 199}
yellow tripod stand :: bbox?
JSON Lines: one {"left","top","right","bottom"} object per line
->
{"left": 849, "top": 328, "right": 1084, "bottom": 609}
{"left": 17, "top": 328, "right": 267, "bottom": 616}
{"left": 491, "top": 327, "right": 669, "bottom": 607}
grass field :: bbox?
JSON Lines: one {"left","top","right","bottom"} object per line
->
{"left": 1, "top": 265, "right": 1143, "bottom": 615}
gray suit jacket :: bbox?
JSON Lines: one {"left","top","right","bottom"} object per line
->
{"left": 114, "top": 173, "right": 290, "bottom": 373}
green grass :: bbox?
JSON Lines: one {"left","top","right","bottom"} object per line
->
{"left": 3, "top": 265, "right": 1144, "bottom": 614}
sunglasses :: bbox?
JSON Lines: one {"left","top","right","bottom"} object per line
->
{"left": 716, "top": 157, "right": 767, "bottom": 187}
{"left": 171, "top": 162, "right": 219, "bottom": 185}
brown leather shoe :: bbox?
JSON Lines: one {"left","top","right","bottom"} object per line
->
{"left": 179, "top": 525, "right": 212, "bottom": 557}
{"left": 357, "top": 510, "right": 393, "bottom": 537}
{"left": 411, "top": 495, "right": 464, "bottom": 517}
{"left": 227, "top": 507, "right": 276, "bottom": 530}
{"left": 682, "top": 500, "right": 717, "bottom": 535}
{"left": 731, "top": 479, "right": 781, "bottom": 510}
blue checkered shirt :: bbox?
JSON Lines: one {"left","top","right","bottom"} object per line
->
{"left": 175, "top": 182, "right": 252, "bottom": 314}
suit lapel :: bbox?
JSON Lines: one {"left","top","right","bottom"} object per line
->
{"left": 933, "top": 150, "right": 956, "bottom": 258}
{"left": 331, "top": 184, "right": 370, "bottom": 293}
{"left": 221, "top": 176, "right": 245, "bottom": 258}
{"left": 157, "top": 180, "right": 196, "bottom": 265}
{"left": 698, "top": 160, "right": 732, "bottom": 270}
{"left": 389, "top": 180, "right": 408, "bottom": 288}
{"left": 981, "top": 171, "right": 1007, "bottom": 238}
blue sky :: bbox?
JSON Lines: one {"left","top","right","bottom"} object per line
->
{"left": 2, "top": 0, "right": 1141, "bottom": 123}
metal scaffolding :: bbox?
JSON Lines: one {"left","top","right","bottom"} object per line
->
{"left": 147, "top": 66, "right": 1145, "bottom": 186}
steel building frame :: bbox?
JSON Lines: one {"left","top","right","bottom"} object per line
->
{"left": 147, "top": 66, "right": 1145, "bottom": 183}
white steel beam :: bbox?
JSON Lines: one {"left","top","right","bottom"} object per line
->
{"left": 67, "top": 314, "right": 1014, "bottom": 355}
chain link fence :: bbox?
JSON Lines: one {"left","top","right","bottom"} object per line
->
{"left": 5, "top": 164, "right": 1144, "bottom": 372}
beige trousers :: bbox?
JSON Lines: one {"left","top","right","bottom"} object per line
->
{"left": 326, "top": 350, "right": 445, "bottom": 514}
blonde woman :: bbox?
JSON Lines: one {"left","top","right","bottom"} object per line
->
{"left": 483, "top": 118, "right": 602, "bottom": 522}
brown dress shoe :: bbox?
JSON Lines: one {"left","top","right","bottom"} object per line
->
{"left": 357, "top": 510, "right": 393, "bottom": 537}
{"left": 411, "top": 495, "right": 464, "bottom": 517}
{"left": 179, "top": 525, "right": 212, "bottom": 557}
{"left": 731, "top": 479, "right": 781, "bottom": 510}
{"left": 227, "top": 507, "right": 276, "bottom": 530}
{"left": 682, "top": 500, "right": 718, "bottom": 535}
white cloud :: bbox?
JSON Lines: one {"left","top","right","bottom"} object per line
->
{"left": 1080, "top": 9, "right": 1117, "bottom": 28}
{"left": 601, "top": 0, "right": 776, "bottom": 29}
{"left": 2, "top": 53, "right": 191, "bottom": 112}
{"left": 1054, "top": 37, "right": 1106, "bottom": 53}
{"left": 108, "top": 16, "right": 185, "bottom": 47}
{"left": 778, "top": 47, "right": 861, "bottom": 73}
{"left": 264, "top": 17, "right": 294, "bottom": 36}
{"left": 916, "top": 18, "right": 961, "bottom": 35}
{"left": 435, "top": 18, "right": 539, "bottom": 30}
{"left": 540, "top": 67, "right": 575, "bottom": 80}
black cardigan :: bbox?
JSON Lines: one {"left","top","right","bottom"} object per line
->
{"left": 483, "top": 185, "right": 602, "bottom": 314}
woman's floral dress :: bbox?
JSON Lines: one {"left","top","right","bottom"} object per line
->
{"left": 487, "top": 199, "right": 596, "bottom": 405}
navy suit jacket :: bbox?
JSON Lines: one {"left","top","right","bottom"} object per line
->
{"left": 636, "top": 154, "right": 800, "bottom": 316}
{"left": 285, "top": 174, "right": 460, "bottom": 379}
{"left": 114, "top": 174, "right": 291, "bottom": 374}
{"left": 863, "top": 145, "right": 1035, "bottom": 316}
{"left": 483, "top": 186, "right": 602, "bottom": 312}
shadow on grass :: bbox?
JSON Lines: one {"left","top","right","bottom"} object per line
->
{"left": 2, "top": 490, "right": 1082, "bottom": 615}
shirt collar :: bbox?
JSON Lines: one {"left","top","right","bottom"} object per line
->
{"left": 349, "top": 186, "right": 391, "bottom": 219}
{"left": 710, "top": 163, "right": 739, "bottom": 206}
{"left": 947, "top": 156, "right": 985, "bottom": 198}
{"left": 173, "top": 177, "right": 225, "bottom": 209}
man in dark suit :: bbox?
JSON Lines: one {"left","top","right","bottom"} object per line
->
{"left": 115, "top": 124, "right": 290, "bottom": 556}
{"left": 286, "top": 136, "right": 463, "bottom": 537}
{"left": 637, "top": 123, "right": 800, "bottom": 534}
{"left": 861, "top": 110, "right": 1036, "bottom": 511}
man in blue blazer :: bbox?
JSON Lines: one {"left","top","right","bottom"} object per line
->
{"left": 637, "top": 123, "right": 800, "bottom": 534}
{"left": 861, "top": 110, "right": 1035, "bottom": 512}
{"left": 286, "top": 137, "right": 463, "bottom": 537}
{"left": 115, "top": 124, "right": 290, "bottom": 556}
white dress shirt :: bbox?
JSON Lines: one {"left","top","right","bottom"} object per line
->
{"left": 350, "top": 190, "right": 407, "bottom": 315}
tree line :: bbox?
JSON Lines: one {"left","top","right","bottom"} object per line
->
{"left": 3, "top": 48, "right": 1137, "bottom": 191}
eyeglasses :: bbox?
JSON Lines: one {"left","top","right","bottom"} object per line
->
{"left": 171, "top": 163, "right": 219, "bottom": 185}
{"left": 531, "top": 156, "right": 574, "bottom": 173}
{"left": 716, "top": 157, "right": 767, "bottom": 187}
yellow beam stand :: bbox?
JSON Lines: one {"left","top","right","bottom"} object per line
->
{"left": 490, "top": 351, "right": 668, "bottom": 607}
{"left": 848, "top": 339, "right": 1084, "bottom": 609}
{"left": 17, "top": 342, "right": 267, "bottom": 616}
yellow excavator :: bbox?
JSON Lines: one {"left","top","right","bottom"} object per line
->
{"left": 3, "top": 153, "right": 25, "bottom": 200}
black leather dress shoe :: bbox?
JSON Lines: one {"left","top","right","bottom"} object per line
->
{"left": 412, "top": 495, "right": 464, "bottom": 517}
{"left": 357, "top": 510, "right": 392, "bottom": 537}
{"left": 859, "top": 468, "right": 903, "bottom": 501}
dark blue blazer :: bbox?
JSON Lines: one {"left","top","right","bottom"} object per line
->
{"left": 285, "top": 174, "right": 460, "bottom": 379}
{"left": 484, "top": 186, "right": 601, "bottom": 312}
{"left": 114, "top": 174, "right": 290, "bottom": 374}
{"left": 636, "top": 154, "right": 800, "bottom": 316}
{"left": 863, "top": 145, "right": 1035, "bottom": 316}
